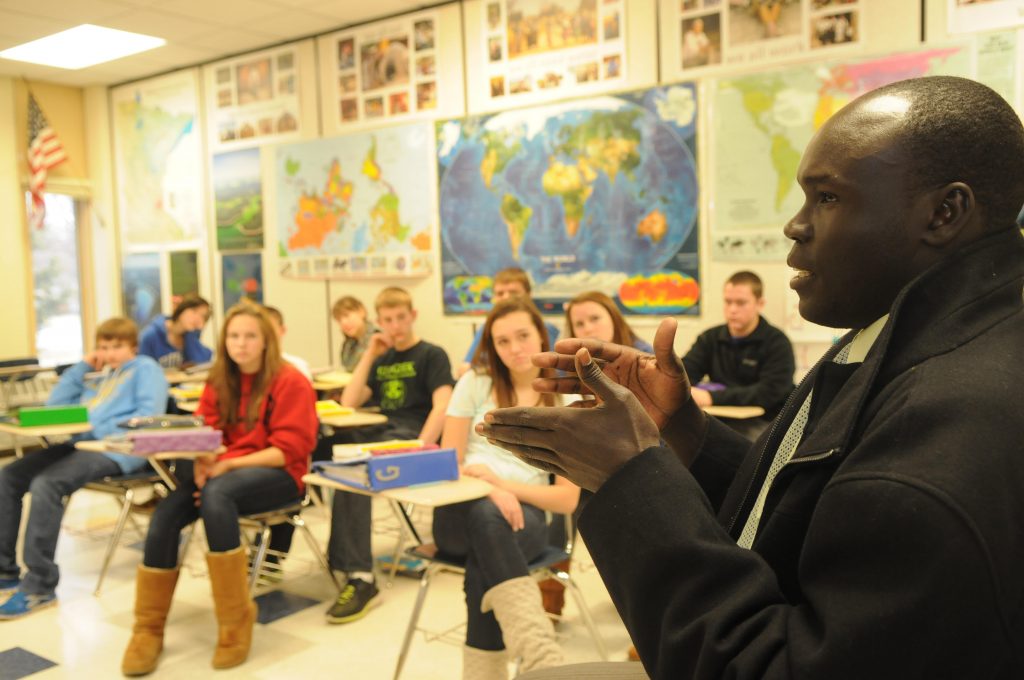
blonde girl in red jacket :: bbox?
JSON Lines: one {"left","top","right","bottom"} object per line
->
{"left": 122, "top": 303, "right": 318, "bottom": 676}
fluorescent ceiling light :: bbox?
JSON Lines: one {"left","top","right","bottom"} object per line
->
{"left": 0, "top": 24, "right": 165, "bottom": 70}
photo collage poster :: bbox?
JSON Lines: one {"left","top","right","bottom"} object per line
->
{"left": 668, "top": 0, "right": 863, "bottom": 77}
{"left": 206, "top": 45, "right": 303, "bottom": 150}
{"left": 330, "top": 10, "right": 441, "bottom": 126}
{"left": 479, "top": 0, "right": 628, "bottom": 108}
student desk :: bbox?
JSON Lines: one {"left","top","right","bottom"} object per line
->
{"left": 0, "top": 419, "right": 93, "bottom": 458}
{"left": 164, "top": 369, "right": 208, "bottom": 385}
{"left": 312, "top": 370, "right": 352, "bottom": 392}
{"left": 704, "top": 405, "right": 765, "bottom": 419}
{"left": 319, "top": 411, "right": 388, "bottom": 429}
{"left": 176, "top": 400, "right": 199, "bottom": 412}
{"left": 302, "top": 472, "right": 492, "bottom": 584}
{"left": 75, "top": 439, "right": 224, "bottom": 491}
{"left": 0, "top": 364, "right": 50, "bottom": 412}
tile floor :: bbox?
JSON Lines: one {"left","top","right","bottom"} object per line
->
{"left": 0, "top": 469, "right": 635, "bottom": 679}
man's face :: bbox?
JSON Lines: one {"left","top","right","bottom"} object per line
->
{"left": 784, "top": 106, "right": 930, "bottom": 329}
{"left": 377, "top": 305, "right": 416, "bottom": 345}
{"left": 493, "top": 281, "right": 527, "bottom": 303}
{"left": 723, "top": 283, "right": 763, "bottom": 338}
{"left": 96, "top": 339, "right": 135, "bottom": 369}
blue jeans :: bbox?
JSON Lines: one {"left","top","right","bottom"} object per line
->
{"left": 0, "top": 444, "right": 120, "bottom": 596}
{"left": 433, "top": 498, "right": 548, "bottom": 650}
{"left": 143, "top": 460, "right": 300, "bottom": 569}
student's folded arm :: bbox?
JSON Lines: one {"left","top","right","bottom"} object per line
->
{"left": 340, "top": 351, "right": 375, "bottom": 408}
{"left": 580, "top": 448, "right": 1007, "bottom": 680}
{"left": 45, "top": 361, "right": 88, "bottom": 406}
{"left": 500, "top": 475, "right": 579, "bottom": 515}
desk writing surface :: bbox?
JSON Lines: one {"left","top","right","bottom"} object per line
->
{"left": 312, "top": 370, "right": 352, "bottom": 391}
{"left": 74, "top": 440, "right": 219, "bottom": 459}
{"left": 176, "top": 400, "right": 199, "bottom": 413}
{"left": 164, "top": 370, "right": 208, "bottom": 385}
{"left": 0, "top": 364, "right": 47, "bottom": 379}
{"left": 0, "top": 421, "right": 92, "bottom": 438}
{"left": 319, "top": 412, "right": 387, "bottom": 429}
{"left": 703, "top": 405, "right": 765, "bottom": 419}
{"left": 302, "top": 473, "right": 491, "bottom": 508}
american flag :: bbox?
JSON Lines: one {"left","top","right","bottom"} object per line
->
{"left": 27, "top": 93, "right": 67, "bottom": 230}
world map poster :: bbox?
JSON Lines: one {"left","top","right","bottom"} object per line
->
{"left": 711, "top": 45, "right": 975, "bottom": 261}
{"left": 438, "top": 83, "right": 700, "bottom": 316}
{"left": 274, "top": 123, "right": 434, "bottom": 279}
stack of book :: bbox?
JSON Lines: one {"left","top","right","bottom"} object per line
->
{"left": 103, "top": 426, "right": 223, "bottom": 456}
{"left": 314, "top": 444, "right": 457, "bottom": 491}
{"left": 315, "top": 400, "right": 355, "bottom": 418}
{"left": 18, "top": 405, "right": 89, "bottom": 427}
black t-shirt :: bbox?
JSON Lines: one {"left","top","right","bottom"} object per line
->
{"left": 366, "top": 341, "right": 454, "bottom": 439}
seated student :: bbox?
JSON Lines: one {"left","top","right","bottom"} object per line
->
{"left": 138, "top": 295, "right": 213, "bottom": 369}
{"left": 325, "top": 287, "right": 454, "bottom": 623}
{"left": 435, "top": 298, "right": 579, "bottom": 678}
{"left": 332, "top": 296, "right": 380, "bottom": 372}
{"left": 121, "top": 304, "right": 317, "bottom": 676}
{"left": 264, "top": 305, "right": 312, "bottom": 381}
{"left": 565, "top": 291, "right": 652, "bottom": 353}
{"left": 0, "top": 318, "right": 167, "bottom": 619}
{"left": 458, "top": 268, "right": 559, "bottom": 378}
{"left": 682, "top": 271, "right": 795, "bottom": 425}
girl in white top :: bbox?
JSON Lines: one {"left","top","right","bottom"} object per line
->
{"left": 433, "top": 298, "right": 580, "bottom": 679}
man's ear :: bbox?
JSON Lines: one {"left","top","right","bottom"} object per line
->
{"left": 923, "top": 182, "right": 975, "bottom": 247}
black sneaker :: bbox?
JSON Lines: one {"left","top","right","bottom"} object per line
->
{"left": 325, "top": 578, "right": 379, "bottom": 624}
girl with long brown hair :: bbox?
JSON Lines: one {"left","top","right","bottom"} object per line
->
{"left": 565, "top": 290, "right": 653, "bottom": 352}
{"left": 434, "top": 298, "right": 580, "bottom": 679}
{"left": 122, "top": 303, "right": 318, "bottom": 676}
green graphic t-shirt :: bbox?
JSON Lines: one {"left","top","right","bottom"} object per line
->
{"left": 366, "top": 341, "right": 454, "bottom": 439}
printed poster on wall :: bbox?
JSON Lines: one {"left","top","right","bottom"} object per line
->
{"left": 212, "top": 148, "right": 264, "bottom": 251}
{"left": 948, "top": 0, "right": 1024, "bottom": 35}
{"left": 122, "top": 253, "right": 162, "bottom": 327}
{"left": 111, "top": 70, "right": 204, "bottom": 248}
{"left": 169, "top": 251, "right": 199, "bottom": 306}
{"left": 665, "top": 0, "right": 863, "bottom": 78}
{"left": 437, "top": 84, "right": 700, "bottom": 316}
{"left": 709, "top": 37, "right": 1018, "bottom": 261}
{"left": 221, "top": 253, "right": 264, "bottom": 310}
{"left": 479, "top": 0, "right": 627, "bottom": 109}
{"left": 328, "top": 11, "right": 441, "bottom": 125}
{"left": 274, "top": 123, "right": 434, "bottom": 280}
{"left": 205, "top": 45, "right": 303, "bottom": 150}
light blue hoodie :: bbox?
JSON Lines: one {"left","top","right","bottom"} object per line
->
{"left": 46, "top": 355, "right": 169, "bottom": 474}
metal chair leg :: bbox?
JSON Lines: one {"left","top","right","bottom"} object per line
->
{"left": 94, "top": 487, "right": 135, "bottom": 596}
{"left": 293, "top": 515, "right": 341, "bottom": 591}
{"left": 393, "top": 564, "right": 438, "bottom": 680}
{"left": 248, "top": 525, "right": 272, "bottom": 597}
{"left": 562, "top": 574, "right": 608, "bottom": 661}
{"left": 178, "top": 522, "right": 196, "bottom": 567}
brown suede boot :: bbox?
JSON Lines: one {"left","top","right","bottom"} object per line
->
{"left": 538, "top": 559, "right": 569, "bottom": 619}
{"left": 206, "top": 547, "right": 258, "bottom": 670}
{"left": 122, "top": 565, "right": 179, "bottom": 677}
{"left": 481, "top": 576, "right": 563, "bottom": 673}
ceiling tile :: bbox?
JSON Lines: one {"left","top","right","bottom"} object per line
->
{"left": 187, "top": 28, "right": 280, "bottom": 54}
{"left": 0, "top": 0, "right": 130, "bottom": 23}
{"left": 0, "top": 11, "right": 71, "bottom": 43}
{"left": 99, "top": 9, "right": 214, "bottom": 42}
{"left": 161, "top": 0, "right": 281, "bottom": 26}
{"left": 238, "top": 9, "right": 340, "bottom": 39}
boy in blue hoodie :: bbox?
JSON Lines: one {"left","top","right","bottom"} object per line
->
{"left": 0, "top": 317, "right": 168, "bottom": 619}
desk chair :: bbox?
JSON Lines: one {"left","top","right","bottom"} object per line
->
{"left": 82, "top": 469, "right": 165, "bottom": 596}
{"left": 392, "top": 513, "right": 608, "bottom": 680}
{"left": 238, "top": 492, "right": 341, "bottom": 597}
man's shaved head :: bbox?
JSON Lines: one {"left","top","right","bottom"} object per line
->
{"left": 851, "top": 76, "right": 1024, "bottom": 228}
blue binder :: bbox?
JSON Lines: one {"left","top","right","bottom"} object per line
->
{"left": 314, "top": 448, "right": 459, "bottom": 491}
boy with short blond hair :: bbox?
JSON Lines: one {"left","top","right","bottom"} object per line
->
{"left": 326, "top": 287, "right": 454, "bottom": 623}
{"left": 0, "top": 317, "right": 168, "bottom": 619}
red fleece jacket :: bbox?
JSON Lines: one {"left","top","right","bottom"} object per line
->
{"left": 196, "top": 364, "right": 317, "bottom": 492}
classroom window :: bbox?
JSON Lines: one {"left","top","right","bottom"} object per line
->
{"left": 26, "top": 192, "right": 85, "bottom": 367}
